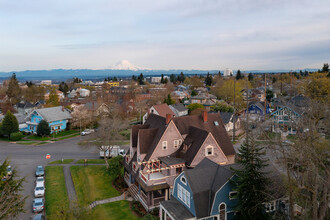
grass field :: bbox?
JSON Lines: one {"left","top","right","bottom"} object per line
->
{"left": 45, "top": 166, "right": 69, "bottom": 218}
{"left": 76, "top": 159, "right": 105, "bottom": 164}
{"left": 27, "top": 135, "right": 51, "bottom": 141}
{"left": 92, "top": 201, "right": 141, "bottom": 220}
{"left": 70, "top": 165, "right": 120, "bottom": 206}
{"left": 48, "top": 159, "right": 74, "bottom": 164}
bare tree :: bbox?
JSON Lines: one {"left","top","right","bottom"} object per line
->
{"left": 262, "top": 99, "right": 329, "bottom": 219}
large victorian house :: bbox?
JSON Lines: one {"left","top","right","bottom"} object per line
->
{"left": 124, "top": 111, "right": 236, "bottom": 211}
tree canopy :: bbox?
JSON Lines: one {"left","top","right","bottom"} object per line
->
{"left": 210, "top": 102, "right": 234, "bottom": 112}
{"left": 37, "top": 120, "right": 51, "bottom": 136}
{"left": 163, "top": 94, "right": 175, "bottom": 105}
{"left": 6, "top": 73, "right": 21, "bottom": 104}
{"left": 1, "top": 110, "right": 19, "bottom": 137}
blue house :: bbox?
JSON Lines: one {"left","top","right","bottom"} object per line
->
{"left": 160, "top": 158, "right": 238, "bottom": 220}
{"left": 246, "top": 101, "right": 270, "bottom": 116}
{"left": 21, "top": 106, "right": 72, "bottom": 133}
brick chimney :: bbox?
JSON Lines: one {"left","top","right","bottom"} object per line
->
{"left": 166, "top": 113, "right": 171, "bottom": 125}
{"left": 202, "top": 110, "right": 208, "bottom": 123}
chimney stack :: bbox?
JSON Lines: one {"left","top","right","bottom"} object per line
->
{"left": 202, "top": 110, "right": 208, "bottom": 123}
{"left": 166, "top": 113, "right": 171, "bottom": 125}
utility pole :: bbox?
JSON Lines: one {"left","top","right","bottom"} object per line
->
{"left": 264, "top": 73, "right": 267, "bottom": 120}
{"left": 245, "top": 75, "right": 249, "bottom": 145}
{"left": 232, "top": 78, "right": 236, "bottom": 142}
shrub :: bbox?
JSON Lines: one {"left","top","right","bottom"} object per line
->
{"left": 37, "top": 120, "right": 51, "bottom": 137}
{"left": 10, "top": 132, "right": 23, "bottom": 141}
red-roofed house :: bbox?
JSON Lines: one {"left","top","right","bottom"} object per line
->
{"left": 142, "top": 103, "right": 175, "bottom": 124}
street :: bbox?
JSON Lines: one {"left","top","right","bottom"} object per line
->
{"left": 0, "top": 136, "right": 100, "bottom": 220}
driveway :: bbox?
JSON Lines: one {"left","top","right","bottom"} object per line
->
{"left": 0, "top": 136, "right": 99, "bottom": 219}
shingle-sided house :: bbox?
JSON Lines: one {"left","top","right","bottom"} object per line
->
{"left": 160, "top": 158, "right": 238, "bottom": 220}
{"left": 124, "top": 111, "right": 236, "bottom": 211}
{"left": 22, "top": 106, "right": 71, "bottom": 133}
{"left": 169, "top": 103, "right": 188, "bottom": 117}
{"left": 220, "top": 112, "right": 241, "bottom": 135}
{"left": 143, "top": 103, "right": 175, "bottom": 124}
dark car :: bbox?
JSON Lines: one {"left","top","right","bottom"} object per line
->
{"left": 35, "top": 166, "right": 44, "bottom": 177}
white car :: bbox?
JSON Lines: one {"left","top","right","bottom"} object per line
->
{"left": 34, "top": 182, "right": 45, "bottom": 197}
{"left": 36, "top": 177, "right": 45, "bottom": 185}
{"left": 81, "top": 129, "right": 94, "bottom": 136}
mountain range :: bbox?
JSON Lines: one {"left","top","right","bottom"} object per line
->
{"left": 0, "top": 60, "right": 318, "bottom": 82}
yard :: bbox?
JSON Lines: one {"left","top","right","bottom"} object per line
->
{"left": 70, "top": 165, "right": 140, "bottom": 219}
{"left": 45, "top": 166, "right": 70, "bottom": 218}
{"left": 92, "top": 201, "right": 141, "bottom": 220}
{"left": 70, "top": 165, "right": 120, "bottom": 205}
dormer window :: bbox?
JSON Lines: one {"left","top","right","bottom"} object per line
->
{"left": 205, "top": 146, "right": 214, "bottom": 156}
{"left": 180, "top": 176, "right": 187, "bottom": 185}
{"left": 162, "top": 141, "right": 167, "bottom": 150}
{"left": 173, "top": 140, "right": 181, "bottom": 148}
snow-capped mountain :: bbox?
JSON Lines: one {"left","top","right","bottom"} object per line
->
{"left": 110, "top": 60, "right": 150, "bottom": 71}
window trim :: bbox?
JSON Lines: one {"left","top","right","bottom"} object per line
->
{"left": 180, "top": 176, "right": 187, "bottom": 185}
{"left": 229, "top": 191, "right": 238, "bottom": 200}
{"left": 205, "top": 146, "right": 214, "bottom": 156}
{"left": 162, "top": 141, "right": 167, "bottom": 150}
{"left": 219, "top": 202, "right": 227, "bottom": 220}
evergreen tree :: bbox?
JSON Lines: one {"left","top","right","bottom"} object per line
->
{"left": 132, "top": 75, "right": 137, "bottom": 81}
{"left": 137, "top": 73, "right": 144, "bottom": 85}
{"left": 236, "top": 70, "right": 242, "bottom": 80}
{"left": 6, "top": 73, "right": 21, "bottom": 104}
{"left": 163, "top": 94, "right": 175, "bottom": 105}
{"left": 164, "top": 78, "right": 168, "bottom": 84}
{"left": 178, "top": 72, "right": 185, "bottom": 83}
{"left": 248, "top": 73, "right": 253, "bottom": 81}
{"left": 160, "top": 74, "right": 165, "bottom": 84}
{"left": 113, "top": 77, "right": 118, "bottom": 81}
{"left": 205, "top": 72, "right": 213, "bottom": 86}
{"left": 231, "top": 139, "right": 270, "bottom": 220}
{"left": 1, "top": 110, "right": 19, "bottom": 137}
{"left": 37, "top": 120, "right": 51, "bottom": 137}
{"left": 0, "top": 159, "right": 27, "bottom": 219}
{"left": 170, "top": 74, "right": 177, "bottom": 83}
{"left": 272, "top": 77, "right": 276, "bottom": 84}
{"left": 321, "top": 63, "right": 329, "bottom": 73}
{"left": 58, "top": 82, "right": 69, "bottom": 96}
{"left": 191, "top": 90, "right": 198, "bottom": 96}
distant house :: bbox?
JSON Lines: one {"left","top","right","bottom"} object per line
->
{"left": 84, "top": 102, "right": 110, "bottom": 117}
{"left": 169, "top": 103, "right": 188, "bottom": 117}
{"left": 246, "top": 101, "right": 270, "bottom": 121}
{"left": 16, "top": 101, "right": 36, "bottom": 115}
{"left": 220, "top": 112, "right": 241, "bottom": 135}
{"left": 143, "top": 103, "right": 175, "bottom": 124}
{"left": 184, "top": 92, "right": 217, "bottom": 111}
{"left": 22, "top": 106, "right": 71, "bottom": 133}
{"left": 160, "top": 158, "right": 238, "bottom": 220}
{"left": 270, "top": 95, "right": 308, "bottom": 135}
{"left": 40, "top": 80, "right": 52, "bottom": 85}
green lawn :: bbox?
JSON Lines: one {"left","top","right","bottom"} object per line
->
{"left": 45, "top": 166, "right": 69, "bottom": 218}
{"left": 92, "top": 201, "right": 141, "bottom": 220}
{"left": 27, "top": 135, "right": 51, "bottom": 141}
{"left": 76, "top": 159, "right": 105, "bottom": 164}
{"left": 70, "top": 165, "right": 120, "bottom": 206}
{"left": 17, "top": 141, "right": 38, "bottom": 145}
{"left": 48, "top": 159, "right": 74, "bottom": 164}
{"left": 53, "top": 130, "right": 79, "bottom": 137}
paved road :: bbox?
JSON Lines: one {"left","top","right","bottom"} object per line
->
{"left": 0, "top": 136, "right": 99, "bottom": 220}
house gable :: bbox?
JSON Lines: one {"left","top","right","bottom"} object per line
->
{"left": 172, "top": 172, "right": 196, "bottom": 216}
{"left": 189, "top": 133, "right": 228, "bottom": 167}
{"left": 210, "top": 175, "right": 238, "bottom": 217}
{"left": 148, "top": 120, "right": 183, "bottom": 161}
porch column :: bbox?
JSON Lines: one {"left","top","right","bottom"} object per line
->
{"left": 147, "top": 191, "right": 151, "bottom": 207}
{"left": 165, "top": 189, "right": 168, "bottom": 201}
{"left": 151, "top": 191, "right": 154, "bottom": 206}
{"left": 159, "top": 206, "right": 163, "bottom": 220}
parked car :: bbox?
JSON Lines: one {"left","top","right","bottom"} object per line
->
{"left": 36, "top": 176, "right": 45, "bottom": 185}
{"left": 99, "top": 146, "right": 125, "bottom": 158}
{"left": 32, "top": 198, "right": 44, "bottom": 213}
{"left": 81, "top": 129, "right": 94, "bottom": 136}
{"left": 35, "top": 166, "right": 44, "bottom": 177}
{"left": 30, "top": 214, "right": 45, "bottom": 220}
{"left": 34, "top": 182, "right": 45, "bottom": 197}
{"left": 6, "top": 166, "right": 12, "bottom": 176}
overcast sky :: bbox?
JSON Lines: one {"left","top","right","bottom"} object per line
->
{"left": 0, "top": 0, "right": 329, "bottom": 71}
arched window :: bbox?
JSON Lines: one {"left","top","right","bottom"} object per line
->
{"left": 219, "top": 203, "right": 226, "bottom": 220}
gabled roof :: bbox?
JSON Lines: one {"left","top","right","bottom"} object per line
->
{"left": 172, "top": 113, "right": 235, "bottom": 156}
{"left": 184, "top": 158, "right": 235, "bottom": 218}
{"left": 84, "top": 102, "right": 108, "bottom": 111}
{"left": 138, "top": 128, "right": 159, "bottom": 154}
{"left": 17, "top": 101, "right": 35, "bottom": 109}
{"left": 131, "top": 124, "right": 150, "bottom": 148}
{"left": 170, "top": 103, "right": 187, "bottom": 112}
{"left": 28, "top": 106, "right": 71, "bottom": 122}
{"left": 220, "top": 112, "right": 233, "bottom": 124}
{"left": 152, "top": 104, "right": 175, "bottom": 117}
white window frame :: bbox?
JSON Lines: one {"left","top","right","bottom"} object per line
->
{"left": 205, "top": 146, "right": 214, "bottom": 156}
{"left": 180, "top": 176, "right": 187, "bottom": 185}
{"left": 264, "top": 200, "right": 276, "bottom": 213}
{"left": 219, "top": 203, "right": 227, "bottom": 220}
{"left": 162, "top": 141, "right": 167, "bottom": 150}
{"left": 177, "top": 184, "right": 190, "bottom": 208}
{"left": 229, "top": 191, "right": 238, "bottom": 200}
